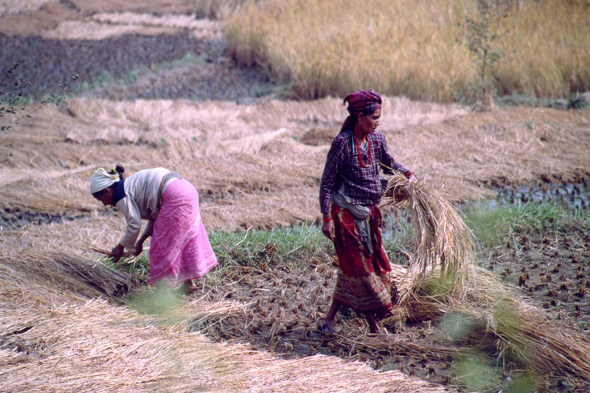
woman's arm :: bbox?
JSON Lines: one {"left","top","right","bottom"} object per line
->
{"left": 319, "top": 137, "right": 345, "bottom": 215}
{"left": 322, "top": 213, "right": 334, "bottom": 242}
{"left": 379, "top": 134, "right": 415, "bottom": 179}
{"left": 319, "top": 137, "right": 345, "bottom": 240}
{"left": 116, "top": 197, "right": 142, "bottom": 251}
{"left": 134, "top": 220, "right": 154, "bottom": 256}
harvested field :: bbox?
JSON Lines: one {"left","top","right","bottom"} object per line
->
{"left": 0, "top": 7, "right": 270, "bottom": 101}
{"left": 2, "top": 97, "right": 589, "bottom": 232}
{"left": 2, "top": 0, "right": 590, "bottom": 392}
{"left": 0, "top": 252, "right": 448, "bottom": 393}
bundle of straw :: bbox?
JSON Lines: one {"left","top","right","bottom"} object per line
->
{"left": 2, "top": 253, "right": 134, "bottom": 298}
{"left": 380, "top": 174, "right": 590, "bottom": 381}
{"left": 380, "top": 173, "right": 474, "bottom": 303}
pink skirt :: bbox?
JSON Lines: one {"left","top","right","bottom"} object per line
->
{"left": 149, "top": 178, "right": 218, "bottom": 285}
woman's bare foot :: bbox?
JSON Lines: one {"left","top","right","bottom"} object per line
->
{"left": 180, "top": 279, "right": 199, "bottom": 295}
{"left": 366, "top": 313, "right": 381, "bottom": 334}
{"left": 322, "top": 319, "right": 335, "bottom": 335}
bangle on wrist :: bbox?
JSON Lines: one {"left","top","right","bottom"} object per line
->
{"left": 323, "top": 216, "right": 333, "bottom": 223}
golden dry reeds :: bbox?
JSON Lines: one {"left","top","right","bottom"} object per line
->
{"left": 380, "top": 173, "right": 474, "bottom": 302}
{"left": 227, "top": 0, "right": 590, "bottom": 101}
{"left": 379, "top": 175, "right": 590, "bottom": 382}
{"left": 1, "top": 252, "right": 134, "bottom": 298}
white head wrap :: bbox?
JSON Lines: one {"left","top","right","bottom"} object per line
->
{"left": 90, "top": 168, "right": 120, "bottom": 194}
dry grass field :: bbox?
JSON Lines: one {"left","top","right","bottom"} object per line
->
{"left": 227, "top": 0, "right": 590, "bottom": 101}
{"left": 1, "top": 0, "right": 590, "bottom": 392}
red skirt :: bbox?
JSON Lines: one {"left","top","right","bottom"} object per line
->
{"left": 331, "top": 205, "right": 394, "bottom": 316}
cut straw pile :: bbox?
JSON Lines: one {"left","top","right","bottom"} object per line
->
{"left": 380, "top": 173, "right": 590, "bottom": 381}
{"left": 1, "top": 253, "right": 134, "bottom": 299}
{"left": 0, "top": 252, "right": 447, "bottom": 392}
{"left": 380, "top": 173, "right": 475, "bottom": 303}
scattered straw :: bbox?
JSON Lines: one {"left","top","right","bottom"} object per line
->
{"left": 0, "top": 252, "right": 447, "bottom": 393}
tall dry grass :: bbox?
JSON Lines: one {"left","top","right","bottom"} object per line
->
{"left": 227, "top": 0, "right": 590, "bottom": 101}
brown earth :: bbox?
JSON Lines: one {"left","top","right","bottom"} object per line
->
{"left": 488, "top": 226, "right": 590, "bottom": 329}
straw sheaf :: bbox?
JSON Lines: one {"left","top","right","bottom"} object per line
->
{"left": 0, "top": 253, "right": 134, "bottom": 298}
{"left": 380, "top": 176, "right": 590, "bottom": 381}
{"left": 380, "top": 173, "right": 474, "bottom": 303}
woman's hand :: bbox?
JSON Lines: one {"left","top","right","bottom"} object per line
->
{"left": 111, "top": 244, "right": 125, "bottom": 263}
{"left": 322, "top": 220, "right": 334, "bottom": 242}
{"left": 134, "top": 240, "right": 144, "bottom": 257}
{"left": 407, "top": 174, "right": 417, "bottom": 184}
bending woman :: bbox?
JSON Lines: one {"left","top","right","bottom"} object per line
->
{"left": 319, "top": 90, "right": 416, "bottom": 334}
{"left": 90, "top": 165, "right": 218, "bottom": 292}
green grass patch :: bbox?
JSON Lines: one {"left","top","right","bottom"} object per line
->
{"left": 464, "top": 201, "right": 590, "bottom": 248}
{"left": 108, "top": 220, "right": 412, "bottom": 284}
{"left": 104, "top": 253, "right": 151, "bottom": 282}
{"left": 209, "top": 224, "right": 332, "bottom": 266}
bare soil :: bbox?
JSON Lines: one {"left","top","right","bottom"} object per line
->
{"left": 0, "top": 33, "right": 272, "bottom": 102}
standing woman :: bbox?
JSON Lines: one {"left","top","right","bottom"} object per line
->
{"left": 319, "top": 90, "right": 416, "bottom": 334}
{"left": 90, "top": 165, "right": 218, "bottom": 292}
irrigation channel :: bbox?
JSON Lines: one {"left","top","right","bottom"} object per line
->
{"left": 0, "top": 208, "right": 116, "bottom": 231}
{"left": 383, "top": 178, "right": 590, "bottom": 241}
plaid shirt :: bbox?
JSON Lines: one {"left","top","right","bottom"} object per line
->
{"left": 319, "top": 129, "right": 411, "bottom": 214}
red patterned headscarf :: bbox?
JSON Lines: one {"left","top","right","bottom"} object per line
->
{"left": 340, "top": 89, "right": 382, "bottom": 133}
{"left": 342, "top": 89, "right": 382, "bottom": 115}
